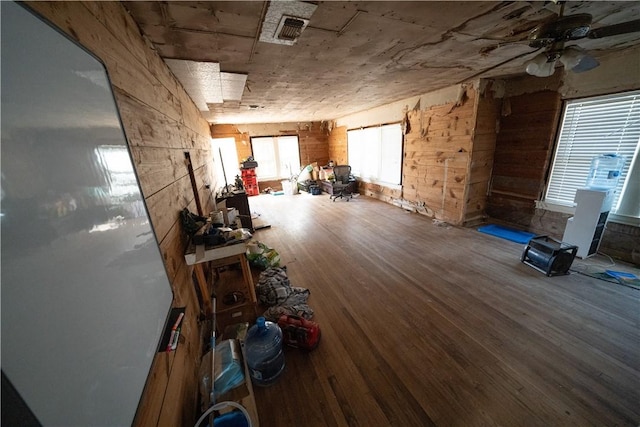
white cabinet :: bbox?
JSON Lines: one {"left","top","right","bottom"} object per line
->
{"left": 562, "top": 189, "right": 614, "bottom": 258}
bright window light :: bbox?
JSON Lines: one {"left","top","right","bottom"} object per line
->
{"left": 348, "top": 123, "right": 403, "bottom": 185}
{"left": 251, "top": 136, "right": 301, "bottom": 180}
{"left": 544, "top": 90, "right": 640, "bottom": 216}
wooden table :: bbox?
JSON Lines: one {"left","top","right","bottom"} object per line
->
{"left": 184, "top": 240, "right": 256, "bottom": 316}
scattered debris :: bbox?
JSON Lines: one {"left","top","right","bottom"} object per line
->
{"left": 432, "top": 219, "right": 451, "bottom": 228}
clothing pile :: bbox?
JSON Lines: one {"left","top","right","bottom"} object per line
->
{"left": 255, "top": 266, "right": 314, "bottom": 321}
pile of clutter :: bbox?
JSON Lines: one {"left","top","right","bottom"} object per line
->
{"left": 256, "top": 266, "right": 313, "bottom": 321}
{"left": 247, "top": 241, "right": 321, "bottom": 351}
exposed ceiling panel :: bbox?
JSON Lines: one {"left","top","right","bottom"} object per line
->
{"left": 165, "top": 59, "right": 222, "bottom": 110}
{"left": 123, "top": 1, "right": 640, "bottom": 124}
{"left": 220, "top": 72, "right": 248, "bottom": 101}
{"left": 165, "top": 59, "right": 248, "bottom": 111}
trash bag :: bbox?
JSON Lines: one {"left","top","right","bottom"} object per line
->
{"left": 246, "top": 241, "right": 280, "bottom": 269}
{"left": 180, "top": 208, "right": 207, "bottom": 236}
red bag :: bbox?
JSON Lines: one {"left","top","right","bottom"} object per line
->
{"left": 277, "top": 314, "right": 321, "bottom": 351}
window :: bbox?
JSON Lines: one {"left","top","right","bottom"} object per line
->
{"left": 211, "top": 137, "right": 240, "bottom": 189}
{"left": 250, "top": 136, "right": 300, "bottom": 180}
{"left": 544, "top": 90, "right": 640, "bottom": 217}
{"left": 348, "top": 123, "right": 403, "bottom": 185}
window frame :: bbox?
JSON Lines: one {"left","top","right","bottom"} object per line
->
{"left": 250, "top": 135, "right": 301, "bottom": 180}
{"left": 541, "top": 89, "right": 640, "bottom": 224}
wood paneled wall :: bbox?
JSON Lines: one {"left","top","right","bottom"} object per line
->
{"left": 465, "top": 88, "right": 501, "bottom": 225}
{"left": 487, "top": 90, "right": 562, "bottom": 228}
{"left": 402, "top": 88, "right": 476, "bottom": 224}
{"left": 25, "top": 2, "right": 216, "bottom": 425}
{"left": 402, "top": 86, "right": 500, "bottom": 225}
{"left": 328, "top": 125, "right": 348, "bottom": 165}
{"left": 299, "top": 122, "right": 331, "bottom": 167}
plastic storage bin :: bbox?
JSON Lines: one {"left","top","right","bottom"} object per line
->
{"left": 586, "top": 154, "right": 625, "bottom": 190}
{"left": 245, "top": 317, "right": 285, "bottom": 386}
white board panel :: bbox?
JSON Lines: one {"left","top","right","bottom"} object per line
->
{"left": 0, "top": 2, "right": 173, "bottom": 425}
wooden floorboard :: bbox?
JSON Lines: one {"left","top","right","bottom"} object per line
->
{"left": 243, "top": 193, "right": 640, "bottom": 427}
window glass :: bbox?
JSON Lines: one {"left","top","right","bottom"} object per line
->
{"left": 211, "top": 137, "right": 239, "bottom": 190}
{"left": 277, "top": 136, "right": 301, "bottom": 178}
{"left": 251, "top": 136, "right": 300, "bottom": 180}
{"left": 380, "top": 124, "right": 403, "bottom": 185}
{"left": 348, "top": 123, "right": 402, "bottom": 185}
{"left": 545, "top": 90, "right": 640, "bottom": 214}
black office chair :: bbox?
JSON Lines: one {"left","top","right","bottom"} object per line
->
{"left": 330, "top": 165, "right": 354, "bottom": 202}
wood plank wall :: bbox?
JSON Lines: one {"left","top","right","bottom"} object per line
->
{"left": 464, "top": 88, "right": 501, "bottom": 225}
{"left": 328, "top": 124, "right": 348, "bottom": 165}
{"left": 487, "top": 90, "right": 562, "bottom": 229}
{"left": 299, "top": 122, "right": 331, "bottom": 167}
{"left": 327, "top": 86, "right": 499, "bottom": 225}
{"left": 25, "top": 2, "right": 215, "bottom": 425}
{"left": 402, "top": 86, "right": 478, "bottom": 224}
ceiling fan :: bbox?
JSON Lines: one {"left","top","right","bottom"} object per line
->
{"left": 523, "top": 5, "right": 640, "bottom": 77}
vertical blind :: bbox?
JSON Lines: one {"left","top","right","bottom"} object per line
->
{"left": 545, "top": 90, "right": 640, "bottom": 213}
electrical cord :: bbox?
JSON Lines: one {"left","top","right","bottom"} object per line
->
{"left": 569, "top": 268, "right": 639, "bottom": 291}
{"left": 569, "top": 252, "right": 640, "bottom": 291}
{"left": 596, "top": 251, "right": 616, "bottom": 267}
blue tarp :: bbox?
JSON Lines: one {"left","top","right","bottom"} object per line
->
{"left": 477, "top": 224, "right": 536, "bottom": 244}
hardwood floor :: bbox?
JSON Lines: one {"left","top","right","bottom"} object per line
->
{"left": 244, "top": 192, "right": 639, "bottom": 427}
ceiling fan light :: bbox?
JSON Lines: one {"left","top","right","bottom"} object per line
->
{"left": 526, "top": 53, "right": 557, "bottom": 77}
{"left": 559, "top": 47, "right": 585, "bottom": 69}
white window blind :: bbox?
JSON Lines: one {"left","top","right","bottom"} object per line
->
{"left": 347, "top": 123, "right": 403, "bottom": 185}
{"left": 545, "top": 90, "right": 640, "bottom": 213}
{"left": 251, "top": 136, "right": 300, "bottom": 180}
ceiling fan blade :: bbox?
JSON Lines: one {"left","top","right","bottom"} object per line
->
{"left": 572, "top": 54, "right": 599, "bottom": 73}
{"left": 528, "top": 14, "right": 593, "bottom": 48}
{"left": 588, "top": 19, "right": 640, "bottom": 39}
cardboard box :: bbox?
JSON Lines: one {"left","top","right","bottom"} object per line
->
{"left": 216, "top": 303, "right": 256, "bottom": 332}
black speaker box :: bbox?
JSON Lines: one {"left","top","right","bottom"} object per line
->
{"left": 521, "top": 235, "right": 578, "bottom": 277}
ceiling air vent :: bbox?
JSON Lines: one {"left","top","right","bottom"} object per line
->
{"left": 259, "top": 1, "right": 317, "bottom": 46}
{"left": 276, "top": 16, "right": 308, "bottom": 41}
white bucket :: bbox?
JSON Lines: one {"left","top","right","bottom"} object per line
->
{"left": 210, "top": 210, "right": 224, "bottom": 224}
{"left": 281, "top": 180, "right": 293, "bottom": 195}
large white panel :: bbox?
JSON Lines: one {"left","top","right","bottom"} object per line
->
{"left": 1, "top": 3, "right": 173, "bottom": 425}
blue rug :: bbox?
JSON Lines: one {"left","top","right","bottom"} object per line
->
{"left": 477, "top": 224, "right": 536, "bottom": 244}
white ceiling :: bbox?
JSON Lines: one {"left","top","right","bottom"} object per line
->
{"left": 123, "top": 1, "right": 640, "bottom": 124}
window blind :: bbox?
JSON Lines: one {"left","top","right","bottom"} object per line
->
{"left": 347, "top": 123, "right": 402, "bottom": 185}
{"left": 545, "top": 90, "right": 640, "bottom": 213}
{"left": 251, "top": 136, "right": 300, "bottom": 180}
